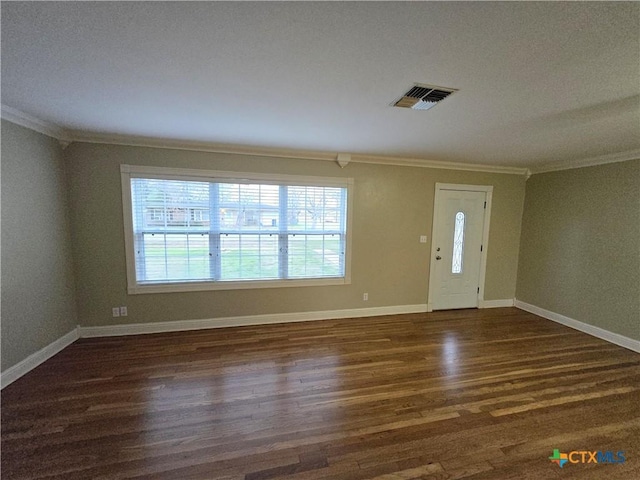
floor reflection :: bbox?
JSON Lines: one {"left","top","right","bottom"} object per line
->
{"left": 441, "top": 333, "right": 460, "bottom": 377}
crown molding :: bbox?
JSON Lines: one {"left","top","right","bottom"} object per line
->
{"left": 530, "top": 148, "right": 640, "bottom": 175}
{"left": 16, "top": 103, "right": 639, "bottom": 177}
{"left": 349, "top": 153, "right": 529, "bottom": 175}
{"left": 1, "top": 104, "right": 71, "bottom": 143}
{"left": 69, "top": 131, "right": 339, "bottom": 163}
{"left": 70, "top": 131, "right": 530, "bottom": 175}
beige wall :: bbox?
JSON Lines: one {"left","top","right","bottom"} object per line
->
{"left": 516, "top": 160, "right": 640, "bottom": 340}
{"left": 5, "top": 118, "right": 637, "bottom": 373}
{"left": 1, "top": 120, "right": 78, "bottom": 371}
{"left": 64, "top": 142, "right": 526, "bottom": 327}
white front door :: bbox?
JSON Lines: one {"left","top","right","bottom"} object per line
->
{"left": 429, "top": 185, "right": 490, "bottom": 310}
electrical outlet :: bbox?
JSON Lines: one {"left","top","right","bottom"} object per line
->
{"left": 120, "top": 306, "right": 128, "bottom": 316}
{"left": 363, "top": 292, "right": 368, "bottom": 301}
{"left": 420, "top": 235, "right": 427, "bottom": 243}
{"left": 112, "top": 307, "right": 120, "bottom": 317}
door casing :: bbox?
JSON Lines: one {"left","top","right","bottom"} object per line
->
{"left": 427, "top": 183, "right": 493, "bottom": 312}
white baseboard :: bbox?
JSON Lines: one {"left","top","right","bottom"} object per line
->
{"left": 479, "top": 298, "right": 515, "bottom": 308}
{"left": 515, "top": 300, "right": 640, "bottom": 354}
{"left": 79, "top": 304, "right": 429, "bottom": 338}
{"left": 1, "top": 328, "right": 79, "bottom": 389}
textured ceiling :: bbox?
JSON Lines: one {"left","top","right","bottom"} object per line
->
{"left": 2, "top": 1, "right": 639, "bottom": 169}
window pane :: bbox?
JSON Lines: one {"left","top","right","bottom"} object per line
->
{"left": 139, "top": 233, "right": 210, "bottom": 282}
{"left": 132, "top": 178, "right": 210, "bottom": 231}
{"left": 287, "top": 186, "right": 344, "bottom": 232}
{"left": 219, "top": 183, "right": 280, "bottom": 232}
{"left": 288, "top": 234, "right": 344, "bottom": 278}
{"left": 220, "top": 234, "right": 279, "bottom": 280}
{"left": 452, "top": 212, "right": 465, "bottom": 274}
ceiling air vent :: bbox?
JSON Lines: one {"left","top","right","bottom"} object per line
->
{"left": 393, "top": 84, "right": 457, "bottom": 111}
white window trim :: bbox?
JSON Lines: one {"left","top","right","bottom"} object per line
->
{"left": 120, "top": 164, "right": 353, "bottom": 294}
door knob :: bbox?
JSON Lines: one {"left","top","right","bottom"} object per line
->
{"left": 435, "top": 255, "right": 442, "bottom": 260}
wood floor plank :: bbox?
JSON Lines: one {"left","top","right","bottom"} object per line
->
{"left": 2, "top": 308, "right": 639, "bottom": 479}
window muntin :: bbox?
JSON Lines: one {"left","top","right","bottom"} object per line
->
{"left": 451, "top": 211, "right": 465, "bottom": 274}
{"left": 123, "top": 166, "right": 352, "bottom": 292}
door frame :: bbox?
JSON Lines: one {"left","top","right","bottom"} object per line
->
{"left": 427, "top": 183, "right": 493, "bottom": 312}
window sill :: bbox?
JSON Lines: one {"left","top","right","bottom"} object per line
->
{"left": 127, "top": 276, "right": 350, "bottom": 294}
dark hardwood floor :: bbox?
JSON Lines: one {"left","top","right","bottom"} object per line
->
{"left": 2, "top": 307, "right": 639, "bottom": 479}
